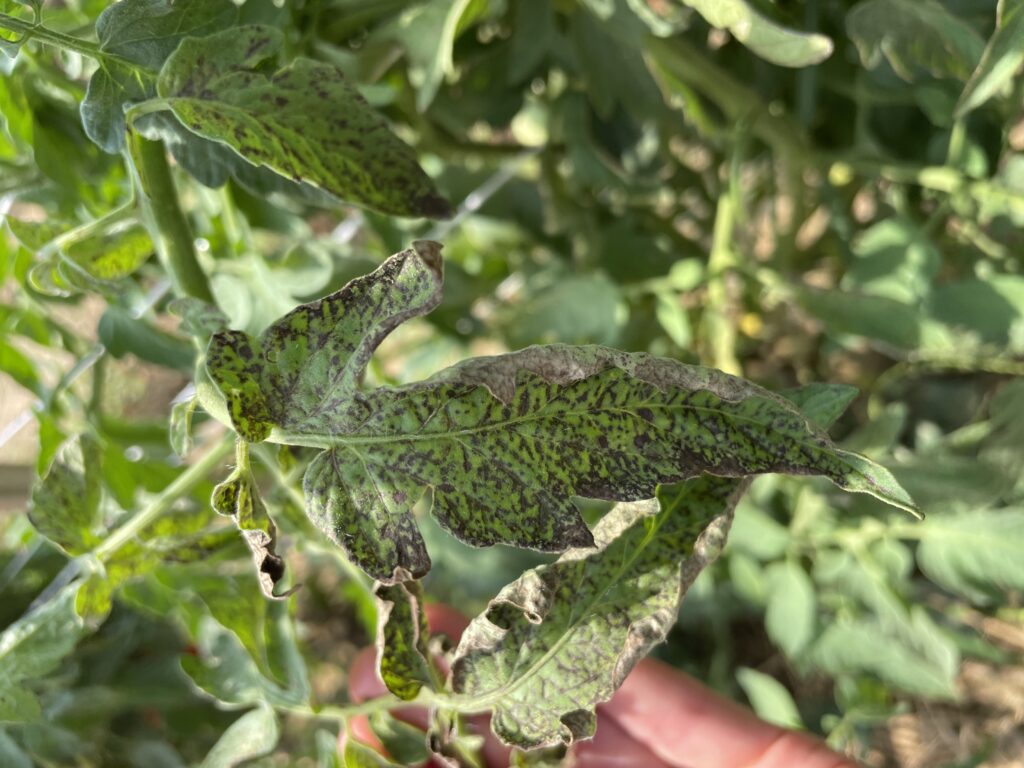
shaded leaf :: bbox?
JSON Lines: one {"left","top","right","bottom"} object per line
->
{"left": 99, "top": 308, "right": 195, "bottom": 370}
{"left": 202, "top": 246, "right": 915, "bottom": 582}
{"left": 169, "top": 390, "right": 198, "bottom": 458}
{"left": 156, "top": 26, "right": 451, "bottom": 218}
{"left": 29, "top": 434, "right": 103, "bottom": 555}
{"left": 342, "top": 737, "right": 403, "bottom": 768}
{"left": 847, "top": 0, "right": 984, "bottom": 81}
{"left": 375, "top": 581, "right": 433, "bottom": 701}
{"left": 367, "top": 712, "right": 431, "bottom": 766}
{"left": 957, "top": 0, "right": 1024, "bottom": 115}
{"left": 682, "top": 0, "right": 834, "bottom": 67}
{"left": 198, "top": 704, "right": 279, "bottom": 768}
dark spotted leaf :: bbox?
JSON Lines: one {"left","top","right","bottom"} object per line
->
{"left": 156, "top": 26, "right": 451, "bottom": 218}
{"left": 375, "top": 581, "right": 433, "bottom": 701}
{"left": 200, "top": 246, "right": 916, "bottom": 583}
{"left": 29, "top": 434, "right": 103, "bottom": 555}
{"left": 449, "top": 384, "right": 856, "bottom": 749}
{"left": 81, "top": 0, "right": 238, "bottom": 152}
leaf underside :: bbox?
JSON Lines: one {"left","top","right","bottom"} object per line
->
{"left": 203, "top": 244, "right": 917, "bottom": 584}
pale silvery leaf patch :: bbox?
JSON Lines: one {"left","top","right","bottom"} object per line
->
{"left": 199, "top": 243, "right": 917, "bottom": 585}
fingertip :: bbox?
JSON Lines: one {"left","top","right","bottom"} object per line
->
{"left": 424, "top": 603, "right": 470, "bottom": 642}
{"left": 349, "top": 645, "right": 386, "bottom": 703}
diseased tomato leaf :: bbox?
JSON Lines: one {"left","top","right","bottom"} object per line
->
{"left": 201, "top": 244, "right": 917, "bottom": 583}
{"left": 156, "top": 26, "right": 451, "bottom": 218}
{"left": 375, "top": 581, "right": 434, "bottom": 701}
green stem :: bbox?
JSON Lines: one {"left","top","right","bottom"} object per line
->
{"left": 129, "top": 134, "right": 214, "bottom": 302}
{"left": 94, "top": 435, "right": 233, "bottom": 562}
{"left": 0, "top": 12, "right": 106, "bottom": 60}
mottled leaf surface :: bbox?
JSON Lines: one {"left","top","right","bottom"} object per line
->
{"left": 156, "top": 26, "right": 451, "bottom": 218}
{"left": 448, "top": 384, "right": 857, "bottom": 749}
{"left": 29, "top": 434, "right": 103, "bottom": 555}
{"left": 203, "top": 247, "right": 915, "bottom": 582}
{"left": 847, "top": 0, "right": 984, "bottom": 81}
{"left": 375, "top": 581, "right": 433, "bottom": 700}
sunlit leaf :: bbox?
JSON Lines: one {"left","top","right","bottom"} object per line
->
{"left": 198, "top": 704, "right": 278, "bottom": 768}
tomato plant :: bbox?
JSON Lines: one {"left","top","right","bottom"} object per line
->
{"left": 1, "top": 1, "right": 1022, "bottom": 766}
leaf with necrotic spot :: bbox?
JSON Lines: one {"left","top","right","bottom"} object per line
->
{"left": 156, "top": 26, "right": 451, "bottom": 218}
{"left": 448, "top": 384, "right": 857, "bottom": 749}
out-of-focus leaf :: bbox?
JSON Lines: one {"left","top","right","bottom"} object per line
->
{"left": 63, "top": 222, "right": 152, "bottom": 282}
{"left": 169, "top": 390, "right": 197, "bottom": 458}
{"left": 682, "top": 0, "right": 834, "bottom": 67}
{"left": 342, "top": 737, "right": 403, "bottom": 768}
{"left": 156, "top": 26, "right": 451, "bottom": 218}
{"left": 736, "top": 668, "right": 803, "bottom": 729}
{"left": 29, "top": 434, "right": 103, "bottom": 555}
{"left": 928, "top": 275, "right": 1024, "bottom": 344}
{"left": 845, "top": 218, "right": 940, "bottom": 304}
{"left": 367, "top": 712, "right": 431, "bottom": 766}
{"left": 765, "top": 561, "right": 816, "bottom": 656}
{"left": 0, "top": 731, "right": 31, "bottom": 768}
{"left": 376, "top": 0, "right": 482, "bottom": 112}
{"left": 810, "top": 617, "right": 958, "bottom": 698}
{"left": 800, "top": 288, "right": 922, "bottom": 349}
{"left": 654, "top": 291, "right": 691, "bottom": 348}
{"left": 198, "top": 704, "right": 278, "bottom": 768}
{"left": 917, "top": 509, "right": 1024, "bottom": 604}
{"left": 496, "top": 272, "right": 622, "bottom": 347}
{"left": 451, "top": 478, "right": 740, "bottom": 748}
{"left": 0, "top": 0, "right": 40, "bottom": 58}
{"left": 957, "top": 0, "right": 1024, "bottom": 115}
{"left": 98, "top": 308, "right": 195, "bottom": 370}
{"left": 0, "top": 340, "right": 41, "bottom": 397}
{"left": 0, "top": 584, "right": 86, "bottom": 722}
{"left": 847, "top": 0, "right": 985, "bottom": 81}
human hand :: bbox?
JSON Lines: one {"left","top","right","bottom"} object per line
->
{"left": 343, "top": 604, "right": 858, "bottom": 768}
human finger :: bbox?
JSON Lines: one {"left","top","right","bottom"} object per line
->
{"left": 600, "top": 657, "right": 857, "bottom": 768}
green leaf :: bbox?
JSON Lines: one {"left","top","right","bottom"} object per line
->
{"left": 0, "top": 340, "right": 42, "bottom": 397}
{"left": 916, "top": 508, "right": 1024, "bottom": 604}
{"left": 375, "top": 581, "right": 433, "bottom": 701}
{"left": 82, "top": 0, "right": 238, "bottom": 152}
{"left": 654, "top": 291, "right": 691, "bottom": 348}
{"left": 957, "top": 0, "right": 1024, "bottom": 115}
{"left": 201, "top": 245, "right": 915, "bottom": 581}
{"left": 450, "top": 477, "right": 740, "bottom": 748}
{"left": 846, "top": 0, "right": 985, "bottom": 82}
{"left": 765, "top": 561, "right": 816, "bottom": 656}
{"left": 376, "top": 0, "right": 481, "bottom": 112}
{"left": 169, "top": 391, "right": 198, "bottom": 458}
{"left": 928, "top": 275, "right": 1024, "bottom": 345}
{"left": 0, "top": 0, "right": 40, "bottom": 58}
{"left": 63, "top": 222, "right": 153, "bottom": 283}
{"left": 0, "top": 731, "right": 31, "bottom": 768}
{"left": 681, "top": 0, "right": 834, "bottom": 67}
{"left": 198, "top": 704, "right": 279, "bottom": 768}
{"left": 99, "top": 308, "right": 195, "bottom": 371}
{"left": 735, "top": 668, "right": 804, "bottom": 729}
{"left": 845, "top": 218, "right": 940, "bottom": 304}
{"left": 366, "top": 712, "right": 431, "bottom": 766}
{"left": 0, "top": 584, "right": 86, "bottom": 722}
{"left": 29, "top": 434, "right": 103, "bottom": 555}
{"left": 156, "top": 26, "right": 451, "bottom": 218}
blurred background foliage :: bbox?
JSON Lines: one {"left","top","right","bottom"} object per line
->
{"left": 1, "top": 0, "right": 1023, "bottom": 766}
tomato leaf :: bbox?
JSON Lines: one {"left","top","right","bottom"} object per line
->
{"left": 156, "top": 26, "right": 451, "bottom": 218}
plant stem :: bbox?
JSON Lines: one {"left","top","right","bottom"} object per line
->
{"left": 129, "top": 134, "right": 214, "bottom": 302}
{"left": 94, "top": 435, "right": 233, "bottom": 562}
{"left": 0, "top": 12, "right": 106, "bottom": 60}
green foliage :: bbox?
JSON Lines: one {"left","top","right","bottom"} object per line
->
{"left": 0, "top": 0, "right": 1022, "bottom": 765}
